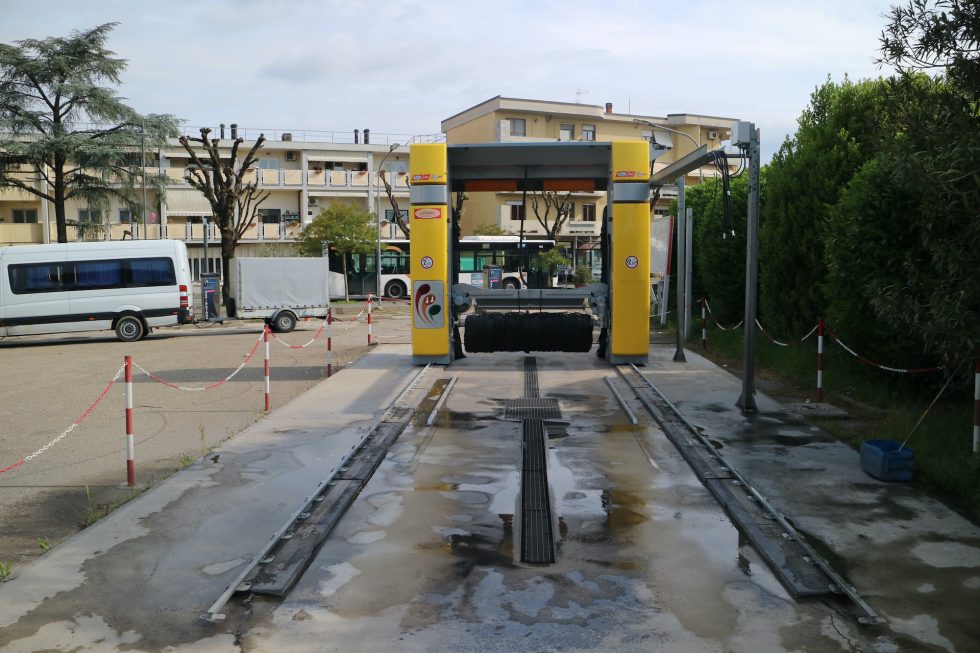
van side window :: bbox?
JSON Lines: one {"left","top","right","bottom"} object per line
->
{"left": 8, "top": 257, "right": 176, "bottom": 294}
{"left": 9, "top": 263, "right": 67, "bottom": 293}
{"left": 75, "top": 260, "right": 123, "bottom": 289}
{"left": 126, "top": 258, "right": 176, "bottom": 286}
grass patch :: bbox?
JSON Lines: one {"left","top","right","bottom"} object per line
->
{"left": 0, "top": 561, "right": 11, "bottom": 582}
{"left": 81, "top": 485, "right": 146, "bottom": 528}
{"left": 699, "top": 325, "right": 980, "bottom": 518}
{"left": 36, "top": 536, "right": 51, "bottom": 552}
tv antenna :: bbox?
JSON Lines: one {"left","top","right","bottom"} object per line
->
{"left": 575, "top": 89, "right": 589, "bottom": 103}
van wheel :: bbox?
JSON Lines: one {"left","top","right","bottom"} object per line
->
{"left": 272, "top": 311, "right": 297, "bottom": 333}
{"left": 503, "top": 279, "right": 519, "bottom": 290}
{"left": 385, "top": 280, "right": 407, "bottom": 300}
{"left": 115, "top": 316, "right": 145, "bottom": 342}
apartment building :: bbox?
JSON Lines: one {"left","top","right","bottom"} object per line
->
{"left": 441, "top": 96, "right": 738, "bottom": 267}
{"left": 0, "top": 126, "right": 425, "bottom": 279}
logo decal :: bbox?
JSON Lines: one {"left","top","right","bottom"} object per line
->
{"left": 413, "top": 281, "right": 444, "bottom": 329}
{"left": 413, "top": 207, "right": 442, "bottom": 220}
{"left": 420, "top": 256, "right": 434, "bottom": 270}
{"left": 615, "top": 171, "right": 638, "bottom": 178}
{"left": 625, "top": 256, "right": 638, "bottom": 269}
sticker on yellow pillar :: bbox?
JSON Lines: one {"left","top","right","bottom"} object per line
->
{"left": 413, "top": 280, "right": 445, "bottom": 329}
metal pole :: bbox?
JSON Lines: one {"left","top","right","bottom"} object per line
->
{"left": 140, "top": 123, "right": 147, "bottom": 240}
{"left": 673, "top": 177, "right": 687, "bottom": 362}
{"left": 377, "top": 144, "right": 399, "bottom": 299}
{"left": 202, "top": 216, "right": 209, "bottom": 275}
{"left": 684, "top": 206, "right": 693, "bottom": 340}
{"left": 736, "top": 126, "right": 761, "bottom": 412}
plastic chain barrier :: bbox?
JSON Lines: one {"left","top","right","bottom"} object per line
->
{"left": 702, "top": 299, "right": 744, "bottom": 331}
{"left": 755, "top": 319, "right": 819, "bottom": 347}
{"left": 271, "top": 316, "right": 327, "bottom": 349}
{"left": 824, "top": 324, "right": 944, "bottom": 374}
{"left": 0, "top": 364, "right": 125, "bottom": 476}
{"left": 133, "top": 328, "right": 265, "bottom": 391}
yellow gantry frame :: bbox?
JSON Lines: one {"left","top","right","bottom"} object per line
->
{"left": 408, "top": 140, "right": 650, "bottom": 365}
{"left": 409, "top": 144, "right": 451, "bottom": 364}
{"left": 609, "top": 141, "right": 651, "bottom": 363}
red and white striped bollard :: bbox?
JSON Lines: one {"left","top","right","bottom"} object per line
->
{"left": 973, "top": 358, "right": 979, "bottom": 454}
{"left": 263, "top": 326, "right": 271, "bottom": 411}
{"left": 367, "top": 294, "right": 373, "bottom": 345}
{"left": 816, "top": 318, "right": 824, "bottom": 403}
{"left": 124, "top": 355, "right": 135, "bottom": 487}
{"left": 700, "top": 298, "right": 707, "bottom": 350}
{"left": 326, "top": 308, "right": 333, "bottom": 378}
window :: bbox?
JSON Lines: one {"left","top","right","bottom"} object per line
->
{"left": 118, "top": 209, "right": 134, "bottom": 224}
{"left": 582, "top": 203, "right": 597, "bottom": 222}
{"left": 78, "top": 209, "right": 102, "bottom": 224}
{"left": 258, "top": 158, "right": 279, "bottom": 170}
{"left": 509, "top": 118, "right": 526, "bottom": 137}
{"left": 259, "top": 208, "right": 282, "bottom": 223}
{"left": 559, "top": 123, "right": 575, "bottom": 141}
{"left": 385, "top": 209, "right": 408, "bottom": 223}
{"left": 653, "top": 207, "right": 669, "bottom": 217}
{"left": 8, "top": 257, "right": 175, "bottom": 294}
{"left": 508, "top": 204, "right": 526, "bottom": 221}
{"left": 564, "top": 202, "right": 575, "bottom": 220}
{"left": 12, "top": 209, "right": 37, "bottom": 224}
{"left": 582, "top": 125, "right": 596, "bottom": 141}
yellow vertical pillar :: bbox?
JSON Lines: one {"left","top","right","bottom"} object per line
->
{"left": 609, "top": 141, "right": 651, "bottom": 364}
{"left": 409, "top": 143, "right": 451, "bottom": 364}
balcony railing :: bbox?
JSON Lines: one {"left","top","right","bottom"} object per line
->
{"left": 164, "top": 168, "right": 409, "bottom": 191}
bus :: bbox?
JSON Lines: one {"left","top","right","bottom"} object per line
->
{"left": 333, "top": 236, "right": 557, "bottom": 299}
{"left": 0, "top": 239, "right": 194, "bottom": 342}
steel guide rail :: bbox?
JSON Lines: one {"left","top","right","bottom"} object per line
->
{"left": 620, "top": 363, "right": 883, "bottom": 625}
{"left": 203, "top": 364, "right": 432, "bottom": 622}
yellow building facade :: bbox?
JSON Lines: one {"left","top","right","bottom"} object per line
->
{"left": 0, "top": 128, "right": 423, "bottom": 280}
{"left": 441, "top": 96, "right": 737, "bottom": 265}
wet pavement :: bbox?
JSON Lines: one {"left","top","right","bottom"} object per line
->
{"left": 0, "top": 344, "right": 977, "bottom": 652}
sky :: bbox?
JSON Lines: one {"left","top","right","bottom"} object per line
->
{"left": 0, "top": 0, "right": 900, "bottom": 162}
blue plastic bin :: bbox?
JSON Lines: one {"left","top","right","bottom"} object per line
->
{"left": 860, "top": 439, "right": 914, "bottom": 482}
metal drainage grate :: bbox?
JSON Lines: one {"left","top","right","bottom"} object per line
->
{"left": 520, "top": 418, "right": 556, "bottom": 564}
{"left": 524, "top": 356, "right": 539, "bottom": 398}
{"left": 505, "top": 398, "right": 561, "bottom": 420}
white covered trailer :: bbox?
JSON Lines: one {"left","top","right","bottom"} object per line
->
{"left": 228, "top": 257, "right": 344, "bottom": 332}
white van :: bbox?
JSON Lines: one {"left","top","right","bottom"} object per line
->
{"left": 0, "top": 240, "right": 194, "bottom": 342}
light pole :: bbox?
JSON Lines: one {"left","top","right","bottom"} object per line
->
{"left": 140, "top": 121, "right": 147, "bottom": 239}
{"left": 376, "top": 143, "right": 400, "bottom": 296}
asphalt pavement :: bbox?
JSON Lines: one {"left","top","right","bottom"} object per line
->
{"left": 0, "top": 338, "right": 977, "bottom": 652}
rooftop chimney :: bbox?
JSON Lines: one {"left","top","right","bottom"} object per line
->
{"left": 364, "top": 129, "right": 370, "bottom": 144}
{"left": 230, "top": 123, "right": 238, "bottom": 139}
{"left": 605, "top": 102, "right": 613, "bottom": 114}
{"left": 220, "top": 123, "right": 225, "bottom": 138}
{"left": 354, "top": 129, "right": 359, "bottom": 144}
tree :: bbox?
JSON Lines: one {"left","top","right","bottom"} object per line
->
{"left": 878, "top": 0, "right": 980, "bottom": 102}
{"left": 686, "top": 175, "right": 754, "bottom": 323}
{"left": 472, "top": 223, "right": 505, "bottom": 236}
{"left": 379, "top": 169, "right": 410, "bottom": 238}
{"left": 298, "top": 203, "right": 376, "bottom": 301}
{"left": 528, "top": 191, "right": 573, "bottom": 240}
{"left": 178, "top": 127, "right": 269, "bottom": 309}
{"left": 0, "top": 23, "right": 179, "bottom": 242}
{"left": 760, "top": 77, "right": 889, "bottom": 336}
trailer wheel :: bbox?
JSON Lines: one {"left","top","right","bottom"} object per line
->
{"left": 503, "top": 278, "right": 519, "bottom": 290}
{"left": 115, "top": 315, "right": 146, "bottom": 342}
{"left": 385, "top": 280, "right": 407, "bottom": 300}
{"left": 271, "top": 311, "right": 297, "bottom": 333}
